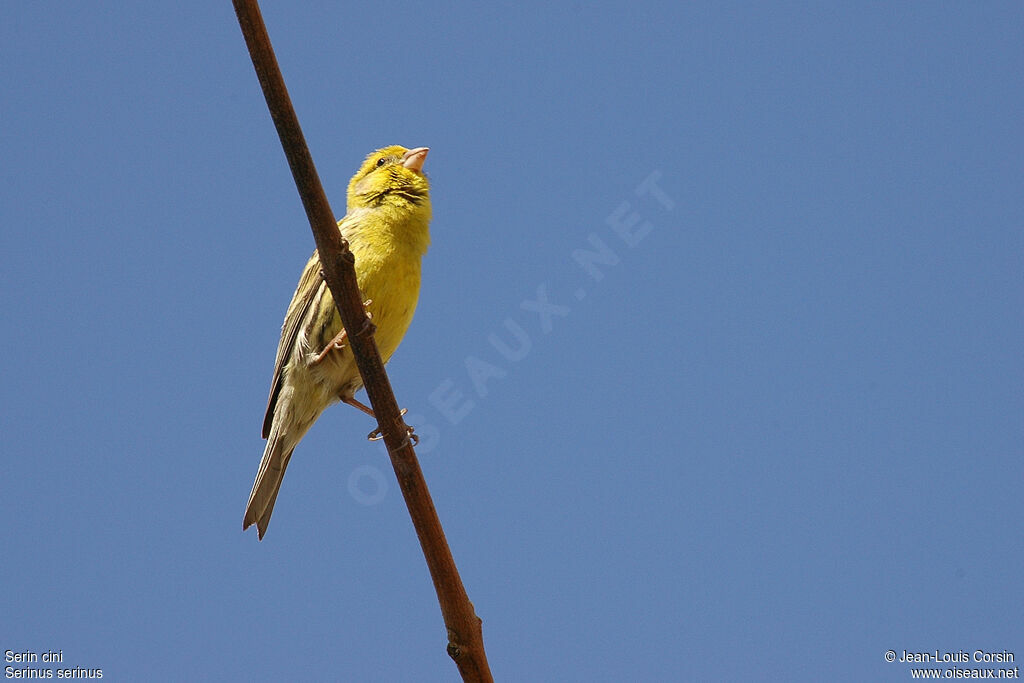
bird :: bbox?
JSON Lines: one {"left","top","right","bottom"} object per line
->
{"left": 244, "top": 145, "right": 431, "bottom": 539}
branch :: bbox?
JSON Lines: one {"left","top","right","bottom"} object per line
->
{"left": 231, "top": 2, "right": 493, "bottom": 680}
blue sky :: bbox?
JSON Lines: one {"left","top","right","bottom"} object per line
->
{"left": 2, "top": 2, "right": 1021, "bottom": 681}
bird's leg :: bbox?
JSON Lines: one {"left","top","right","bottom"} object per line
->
{"left": 311, "top": 299, "right": 373, "bottom": 365}
{"left": 342, "top": 396, "right": 376, "bottom": 418}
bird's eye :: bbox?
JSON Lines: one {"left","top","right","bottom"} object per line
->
{"left": 375, "top": 157, "right": 387, "bottom": 168}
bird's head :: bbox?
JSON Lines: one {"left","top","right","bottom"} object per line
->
{"left": 347, "top": 145, "right": 431, "bottom": 213}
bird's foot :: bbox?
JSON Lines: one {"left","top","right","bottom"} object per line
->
{"left": 312, "top": 328, "right": 348, "bottom": 365}
{"left": 311, "top": 300, "right": 373, "bottom": 365}
{"left": 367, "top": 409, "right": 419, "bottom": 446}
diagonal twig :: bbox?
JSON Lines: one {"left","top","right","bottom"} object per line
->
{"left": 231, "top": 2, "right": 493, "bottom": 680}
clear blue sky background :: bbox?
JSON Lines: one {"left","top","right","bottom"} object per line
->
{"left": 2, "top": 3, "right": 1021, "bottom": 681}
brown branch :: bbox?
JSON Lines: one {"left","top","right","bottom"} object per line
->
{"left": 231, "top": 2, "right": 493, "bottom": 680}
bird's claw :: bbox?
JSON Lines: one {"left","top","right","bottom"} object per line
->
{"left": 313, "top": 330, "right": 347, "bottom": 364}
{"left": 311, "top": 300, "right": 374, "bottom": 365}
{"left": 367, "top": 409, "right": 418, "bottom": 446}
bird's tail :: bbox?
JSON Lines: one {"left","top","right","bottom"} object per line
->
{"left": 243, "top": 426, "right": 295, "bottom": 540}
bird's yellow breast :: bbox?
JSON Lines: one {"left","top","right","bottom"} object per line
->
{"left": 345, "top": 203, "right": 429, "bottom": 359}
{"left": 351, "top": 240, "right": 422, "bottom": 363}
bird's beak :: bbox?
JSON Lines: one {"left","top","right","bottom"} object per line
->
{"left": 402, "top": 147, "right": 429, "bottom": 173}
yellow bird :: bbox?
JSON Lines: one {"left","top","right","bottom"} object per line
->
{"left": 244, "top": 145, "right": 431, "bottom": 539}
